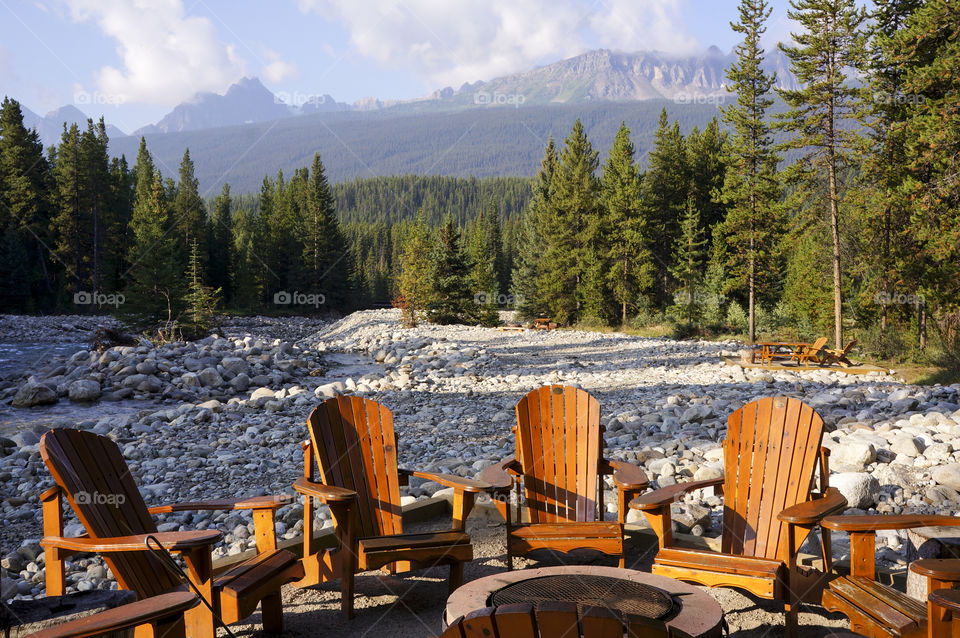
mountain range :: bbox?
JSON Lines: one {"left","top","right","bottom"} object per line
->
{"left": 20, "top": 104, "right": 127, "bottom": 146}
{"left": 15, "top": 47, "right": 800, "bottom": 191}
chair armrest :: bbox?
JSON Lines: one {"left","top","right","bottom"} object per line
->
{"left": 929, "top": 588, "right": 960, "bottom": 614}
{"left": 629, "top": 477, "right": 724, "bottom": 511}
{"left": 21, "top": 592, "right": 200, "bottom": 638}
{"left": 148, "top": 494, "right": 293, "bottom": 514}
{"left": 41, "top": 530, "right": 222, "bottom": 553}
{"left": 397, "top": 469, "right": 489, "bottom": 493}
{"left": 292, "top": 477, "right": 356, "bottom": 503}
{"left": 822, "top": 514, "right": 960, "bottom": 532}
{"left": 602, "top": 459, "right": 650, "bottom": 491}
{"left": 911, "top": 560, "right": 960, "bottom": 584}
{"left": 477, "top": 458, "right": 519, "bottom": 492}
{"left": 778, "top": 488, "right": 848, "bottom": 525}
{"left": 40, "top": 485, "right": 62, "bottom": 501}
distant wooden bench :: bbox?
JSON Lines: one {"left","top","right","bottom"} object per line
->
{"left": 497, "top": 326, "right": 526, "bottom": 332}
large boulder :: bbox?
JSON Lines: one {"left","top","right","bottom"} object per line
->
{"left": 67, "top": 379, "right": 101, "bottom": 402}
{"left": 197, "top": 367, "right": 223, "bottom": 388}
{"left": 831, "top": 440, "right": 877, "bottom": 470}
{"left": 832, "top": 472, "right": 880, "bottom": 509}
{"left": 12, "top": 382, "right": 58, "bottom": 407}
{"left": 932, "top": 464, "right": 960, "bottom": 491}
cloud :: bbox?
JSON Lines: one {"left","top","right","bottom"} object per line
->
{"left": 63, "top": 0, "right": 247, "bottom": 105}
{"left": 298, "top": 0, "right": 696, "bottom": 89}
{"left": 259, "top": 46, "right": 300, "bottom": 83}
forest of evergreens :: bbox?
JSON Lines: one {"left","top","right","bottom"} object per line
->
{"left": 0, "top": 0, "right": 956, "bottom": 369}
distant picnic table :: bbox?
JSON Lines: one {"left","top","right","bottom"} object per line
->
{"left": 754, "top": 341, "right": 813, "bottom": 366}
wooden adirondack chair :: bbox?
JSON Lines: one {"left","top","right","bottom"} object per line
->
{"left": 821, "top": 515, "right": 960, "bottom": 637}
{"left": 629, "top": 397, "right": 848, "bottom": 637}
{"left": 294, "top": 396, "right": 489, "bottom": 618}
{"left": 796, "top": 337, "right": 829, "bottom": 366}
{"left": 437, "top": 602, "right": 668, "bottom": 638}
{"left": 22, "top": 592, "right": 199, "bottom": 638}
{"left": 479, "top": 386, "right": 650, "bottom": 570}
{"left": 929, "top": 588, "right": 960, "bottom": 638}
{"left": 820, "top": 340, "right": 858, "bottom": 367}
{"left": 39, "top": 429, "right": 303, "bottom": 638}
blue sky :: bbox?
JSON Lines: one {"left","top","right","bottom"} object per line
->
{"left": 0, "top": 0, "right": 804, "bottom": 132}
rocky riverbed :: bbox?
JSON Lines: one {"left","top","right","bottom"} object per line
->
{"left": 2, "top": 309, "right": 959, "bottom": 605}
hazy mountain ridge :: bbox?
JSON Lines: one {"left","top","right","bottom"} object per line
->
{"left": 21, "top": 104, "right": 127, "bottom": 147}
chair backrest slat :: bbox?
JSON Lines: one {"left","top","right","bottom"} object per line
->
{"left": 307, "top": 396, "right": 402, "bottom": 538}
{"left": 515, "top": 385, "right": 602, "bottom": 524}
{"left": 720, "top": 397, "right": 824, "bottom": 560}
{"left": 40, "top": 429, "right": 182, "bottom": 597}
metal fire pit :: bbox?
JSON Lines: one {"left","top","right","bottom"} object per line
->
{"left": 445, "top": 566, "right": 724, "bottom": 637}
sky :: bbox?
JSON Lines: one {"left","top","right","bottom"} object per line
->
{"left": 0, "top": 0, "right": 804, "bottom": 132}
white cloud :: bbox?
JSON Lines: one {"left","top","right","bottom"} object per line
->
{"left": 259, "top": 46, "right": 300, "bottom": 83}
{"left": 63, "top": 0, "right": 247, "bottom": 105}
{"left": 298, "top": 0, "right": 695, "bottom": 89}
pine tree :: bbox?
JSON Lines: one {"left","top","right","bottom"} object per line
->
{"left": 396, "top": 210, "right": 433, "bottom": 327}
{"left": 182, "top": 240, "right": 221, "bottom": 336}
{"left": 208, "top": 183, "right": 232, "bottom": 302}
{"left": 669, "top": 198, "right": 707, "bottom": 326}
{"left": 302, "top": 152, "right": 351, "bottom": 309}
{"left": 125, "top": 171, "right": 180, "bottom": 318}
{"left": 720, "top": 0, "right": 784, "bottom": 343}
{"left": 539, "top": 120, "right": 599, "bottom": 325}
{"left": 778, "top": 0, "right": 868, "bottom": 348}
{"left": 687, "top": 117, "right": 730, "bottom": 231}
{"left": 231, "top": 203, "right": 260, "bottom": 310}
{"left": 173, "top": 149, "right": 205, "bottom": 271}
{"left": 427, "top": 217, "right": 474, "bottom": 325}
{"left": 466, "top": 203, "right": 502, "bottom": 326}
{"left": 512, "top": 138, "right": 556, "bottom": 319}
{"left": 51, "top": 123, "right": 86, "bottom": 297}
{"left": 601, "top": 123, "right": 653, "bottom": 325}
{"left": 643, "top": 109, "right": 690, "bottom": 305}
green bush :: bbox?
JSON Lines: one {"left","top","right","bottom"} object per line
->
{"left": 726, "top": 301, "right": 748, "bottom": 333}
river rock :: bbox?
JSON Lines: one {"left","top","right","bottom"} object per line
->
{"left": 831, "top": 440, "right": 876, "bottom": 470}
{"left": 831, "top": 472, "right": 880, "bottom": 509}
{"left": 933, "top": 464, "right": 960, "bottom": 491}
{"left": 67, "top": 379, "right": 100, "bottom": 402}
{"left": 197, "top": 367, "right": 223, "bottom": 387}
{"left": 11, "top": 382, "right": 58, "bottom": 407}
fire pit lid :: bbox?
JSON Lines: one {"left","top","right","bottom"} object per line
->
{"left": 489, "top": 574, "right": 675, "bottom": 620}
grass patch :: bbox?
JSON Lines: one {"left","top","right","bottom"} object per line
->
{"left": 570, "top": 321, "right": 675, "bottom": 338}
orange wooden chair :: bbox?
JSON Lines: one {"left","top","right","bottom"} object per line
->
{"left": 437, "top": 602, "right": 668, "bottom": 638}
{"left": 629, "top": 397, "right": 847, "bottom": 637}
{"left": 820, "top": 340, "right": 858, "bottom": 367}
{"left": 22, "top": 592, "right": 199, "bottom": 638}
{"left": 822, "top": 514, "right": 960, "bottom": 637}
{"left": 294, "top": 396, "right": 489, "bottom": 617}
{"left": 795, "top": 337, "right": 829, "bottom": 366}
{"left": 480, "top": 385, "right": 649, "bottom": 569}
{"left": 39, "top": 429, "right": 303, "bottom": 638}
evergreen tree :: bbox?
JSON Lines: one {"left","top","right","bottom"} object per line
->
{"left": 427, "top": 217, "right": 475, "bottom": 325}
{"left": 778, "top": 0, "right": 868, "bottom": 347}
{"left": 539, "top": 120, "right": 599, "bottom": 325}
{"left": 396, "top": 210, "right": 433, "bottom": 327}
{"left": 670, "top": 198, "right": 708, "bottom": 325}
{"left": 105, "top": 154, "right": 134, "bottom": 293}
{"left": 512, "top": 138, "right": 556, "bottom": 319}
{"left": 601, "top": 123, "right": 653, "bottom": 324}
{"left": 125, "top": 171, "right": 181, "bottom": 317}
{"left": 173, "top": 149, "right": 205, "bottom": 271}
{"left": 643, "top": 109, "right": 689, "bottom": 305}
{"left": 686, "top": 117, "right": 729, "bottom": 230}
{"left": 208, "top": 183, "right": 232, "bottom": 302}
{"left": 51, "top": 123, "right": 86, "bottom": 297}
{"left": 231, "top": 203, "right": 260, "bottom": 310}
{"left": 721, "top": 0, "right": 784, "bottom": 343}
{"left": 301, "top": 152, "right": 351, "bottom": 309}
{"left": 182, "top": 240, "right": 221, "bottom": 336}
{"left": 132, "top": 138, "right": 155, "bottom": 208}
{"left": 466, "top": 203, "right": 502, "bottom": 326}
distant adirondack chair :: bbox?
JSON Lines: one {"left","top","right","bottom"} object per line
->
{"left": 630, "top": 397, "right": 847, "bottom": 638}
{"left": 480, "top": 386, "right": 649, "bottom": 569}
{"left": 39, "top": 429, "right": 303, "bottom": 638}
{"left": 21, "top": 592, "right": 199, "bottom": 638}
{"left": 820, "top": 340, "right": 858, "bottom": 367}
{"left": 796, "top": 337, "right": 829, "bottom": 366}
{"left": 294, "top": 396, "right": 489, "bottom": 618}
{"left": 438, "top": 602, "right": 668, "bottom": 638}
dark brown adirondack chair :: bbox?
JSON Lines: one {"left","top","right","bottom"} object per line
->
{"left": 821, "top": 515, "right": 960, "bottom": 637}
{"left": 294, "top": 396, "right": 489, "bottom": 618}
{"left": 39, "top": 429, "right": 303, "bottom": 638}
{"left": 22, "top": 592, "right": 199, "bottom": 638}
{"left": 479, "top": 386, "right": 649, "bottom": 570}
{"left": 629, "top": 397, "right": 847, "bottom": 637}
{"left": 437, "top": 602, "right": 668, "bottom": 638}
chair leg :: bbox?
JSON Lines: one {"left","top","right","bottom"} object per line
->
{"left": 785, "top": 596, "right": 799, "bottom": 638}
{"left": 260, "top": 591, "right": 283, "bottom": 633}
{"left": 341, "top": 568, "right": 355, "bottom": 619}
{"left": 449, "top": 561, "right": 464, "bottom": 593}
